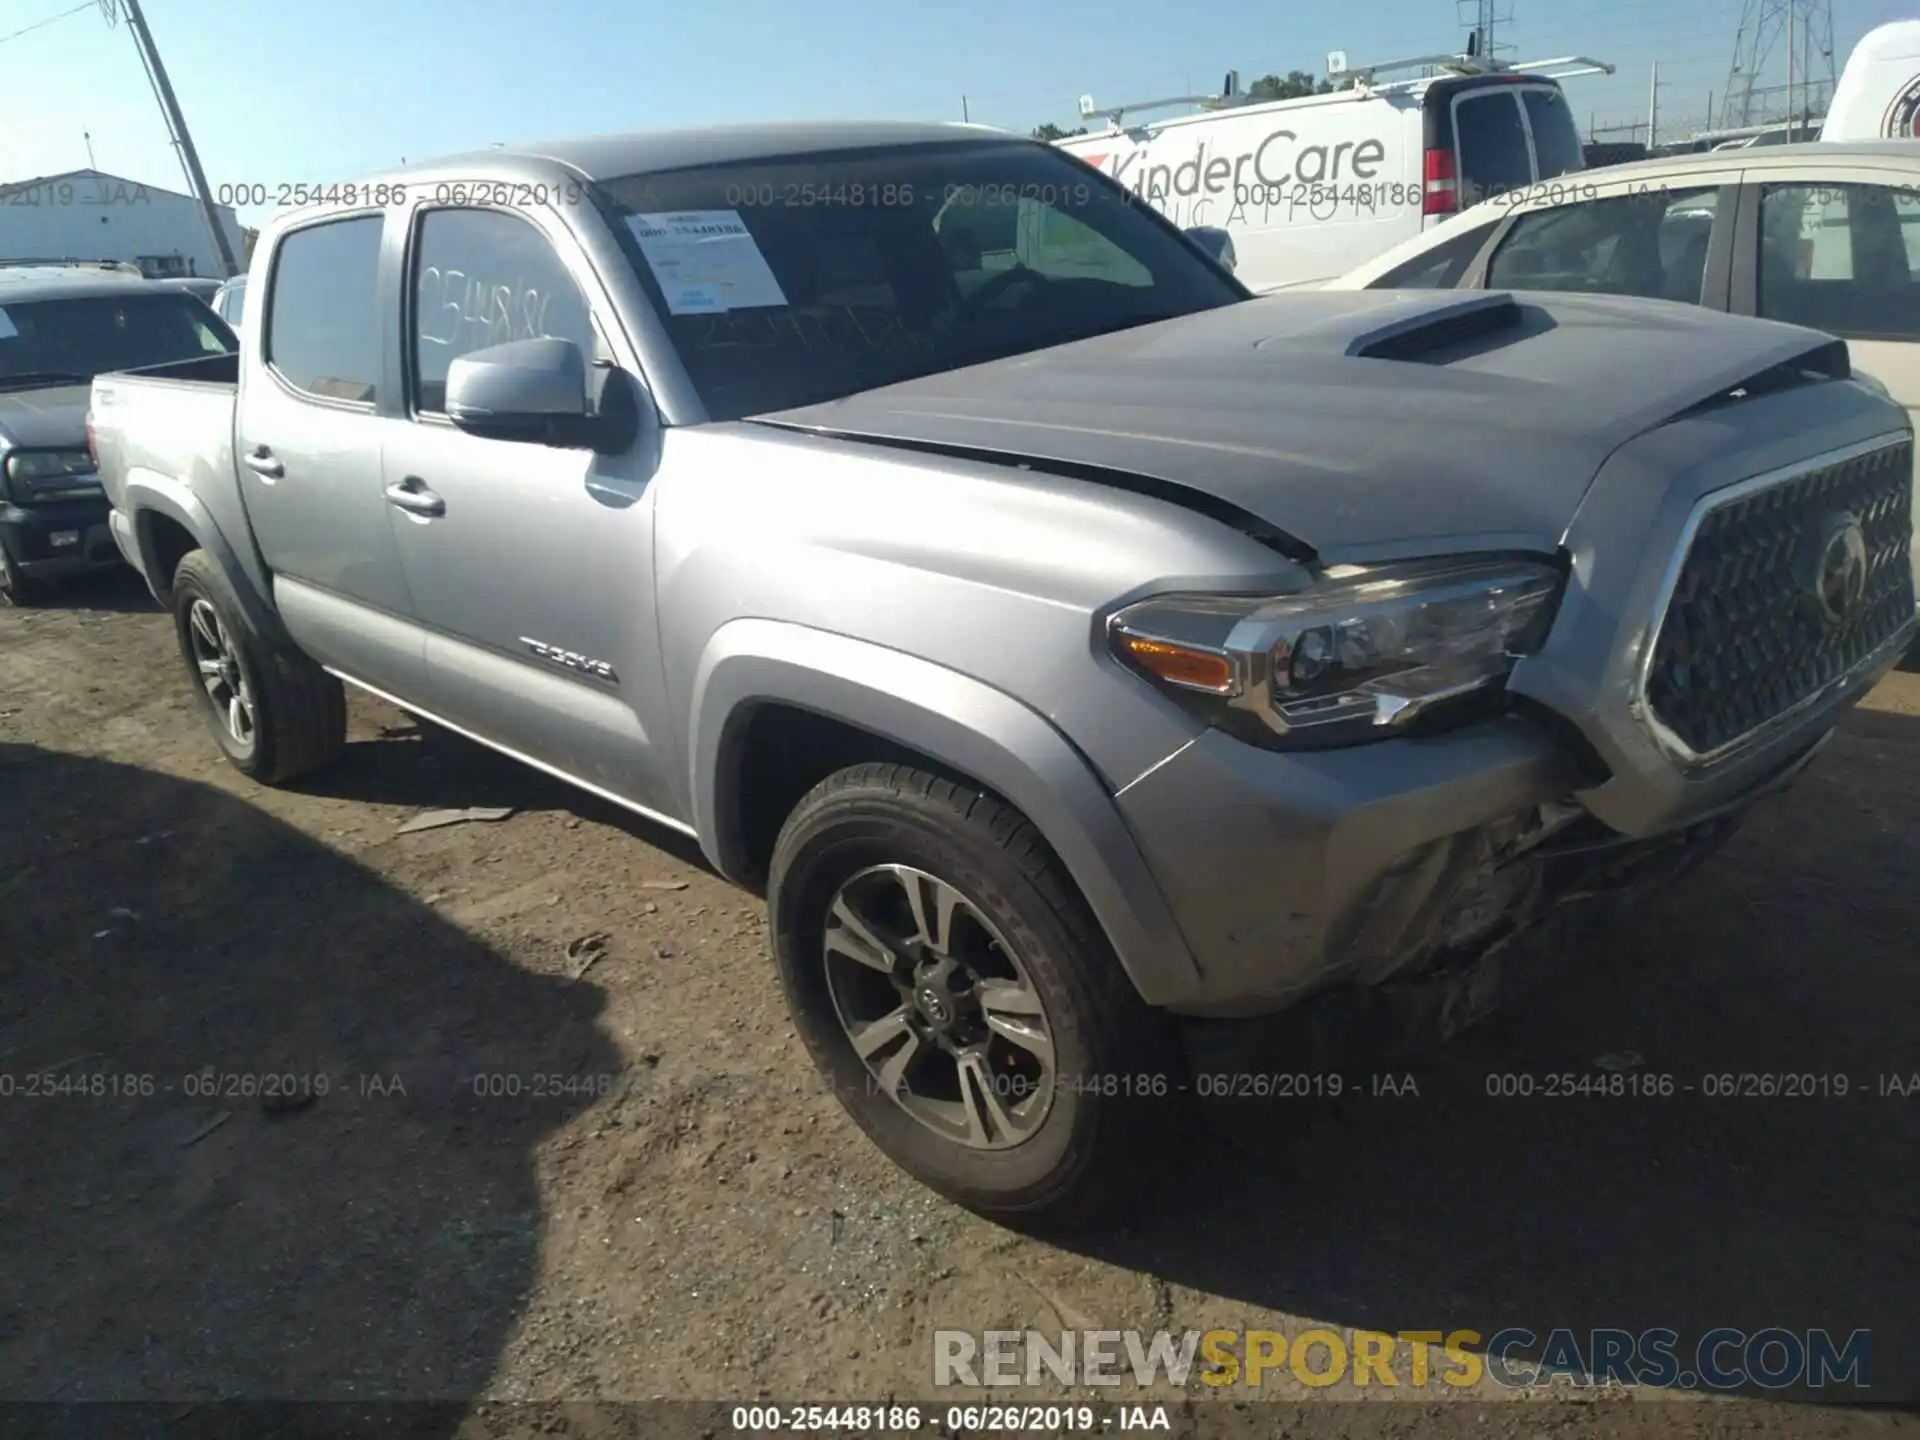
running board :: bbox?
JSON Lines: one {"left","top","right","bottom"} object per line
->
{"left": 324, "top": 669, "right": 702, "bottom": 842}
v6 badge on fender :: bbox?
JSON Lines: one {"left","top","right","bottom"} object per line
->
{"left": 520, "top": 637, "right": 618, "bottom": 683}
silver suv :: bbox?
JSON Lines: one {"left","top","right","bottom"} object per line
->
{"left": 88, "top": 123, "right": 1917, "bottom": 1221}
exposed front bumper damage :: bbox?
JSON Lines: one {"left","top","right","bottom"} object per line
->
{"left": 1122, "top": 713, "right": 1827, "bottom": 1035}
{"left": 1115, "top": 393, "right": 1914, "bottom": 1028}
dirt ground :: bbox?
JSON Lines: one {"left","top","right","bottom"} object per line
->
{"left": 2, "top": 570, "right": 1918, "bottom": 1439}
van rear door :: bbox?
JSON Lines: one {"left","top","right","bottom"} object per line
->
{"left": 1426, "top": 78, "right": 1585, "bottom": 211}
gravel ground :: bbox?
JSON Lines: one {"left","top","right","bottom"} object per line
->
{"left": 1, "top": 570, "right": 1916, "bottom": 1440}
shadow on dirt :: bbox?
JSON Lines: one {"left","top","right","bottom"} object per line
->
{"left": 0, "top": 743, "right": 621, "bottom": 1420}
{"left": 1065, "top": 701, "right": 1920, "bottom": 1406}
{"left": 15, "top": 566, "right": 160, "bottom": 616}
{"left": 287, "top": 720, "right": 713, "bottom": 874}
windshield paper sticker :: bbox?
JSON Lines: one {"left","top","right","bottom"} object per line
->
{"left": 625, "top": 210, "right": 788, "bottom": 315}
{"left": 0, "top": 308, "right": 16, "bottom": 340}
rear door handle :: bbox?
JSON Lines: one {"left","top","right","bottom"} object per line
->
{"left": 384, "top": 477, "right": 446, "bottom": 518}
{"left": 242, "top": 448, "right": 284, "bottom": 479}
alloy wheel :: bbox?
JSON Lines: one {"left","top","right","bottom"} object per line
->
{"left": 187, "top": 599, "right": 256, "bottom": 749}
{"left": 821, "top": 863, "right": 1056, "bottom": 1150}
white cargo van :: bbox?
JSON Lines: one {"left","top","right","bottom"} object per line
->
{"left": 1822, "top": 20, "right": 1920, "bottom": 142}
{"left": 1057, "top": 49, "right": 1612, "bottom": 293}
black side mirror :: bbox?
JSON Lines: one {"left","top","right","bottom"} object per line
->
{"left": 1185, "top": 225, "right": 1237, "bottom": 274}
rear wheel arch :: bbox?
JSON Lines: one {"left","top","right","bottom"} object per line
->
{"left": 141, "top": 510, "right": 198, "bottom": 597}
{"left": 126, "top": 489, "right": 288, "bottom": 646}
{"left": 687, "top": 619, "right": 1204, "bottom": 1008}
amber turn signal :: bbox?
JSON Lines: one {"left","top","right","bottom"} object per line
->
{"left": 1114, "top": 633, "right": 1235, "bottom": 694}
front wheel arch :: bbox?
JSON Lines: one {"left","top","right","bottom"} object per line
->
{"left": 686, "top": 619, "right": 1203, "bottom": 1009}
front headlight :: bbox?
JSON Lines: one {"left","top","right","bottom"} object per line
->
{"left": 1107, "top": 556, "right": 1565, "bottom": 749}
{"left": 4, "top": 448, "right": 100, "bottom": 503}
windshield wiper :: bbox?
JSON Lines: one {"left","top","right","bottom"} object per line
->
{"left": 0, "top": 371, "right": 91, "bottom": 391}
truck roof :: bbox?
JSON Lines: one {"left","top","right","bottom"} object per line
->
{"left": 372, "top": 121, "right": 1020, "bottom": 188}
{"left": 0, "top": 268, "right": 157, "bottom": 303}
{"left": 1566, "top": 137, "right": 1920, "bottom": 182}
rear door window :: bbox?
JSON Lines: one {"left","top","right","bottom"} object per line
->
{"left": 1454, "top": 90, "right": 1534, "bottom": 205}
{"left": 1522, "top": 88, "right": 1584, "bottom": 180}
{"left": 265, "top": 215, "right": 383, "bottom": 404}
{"left": 1757, "top": 182, "right": 1920, "bottom": 340}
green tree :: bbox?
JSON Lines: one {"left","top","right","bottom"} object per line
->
{"left": 1245, "top": 70, "right": 1334, "bottom": 101}
{"left": 1031, "top": 122, "right": 1089, "bottom": 142}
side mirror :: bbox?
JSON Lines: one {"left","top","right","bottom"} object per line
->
{"left": 1186, "top": 224, "right": 1237, "bottom": 274}
{"left": 445, "top": 338, "right": 593, "bottom": 446}
{"left": 942, "top": 227, "right": 984, "bottom": 272}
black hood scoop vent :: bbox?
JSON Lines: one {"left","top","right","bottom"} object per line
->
{"left": 1342, "top": 292, "right": 1525, "bottom": 364}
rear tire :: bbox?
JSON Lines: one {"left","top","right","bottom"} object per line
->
{"left": 171, "top": 549, "right": 345, "bottom": 783}
{"left": 768, "top": 762, "right": 1181, "bottom": 1227}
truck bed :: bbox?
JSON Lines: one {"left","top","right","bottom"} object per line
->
{"left": 109, "top": 351, "right": 240, "bottom": 388}
{"left": 90, "top": 355, "right": 251, "bottom": 600}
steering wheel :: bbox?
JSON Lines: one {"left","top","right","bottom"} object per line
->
{"left": 960, "top": 263, "right": 1054, "bottom": 317}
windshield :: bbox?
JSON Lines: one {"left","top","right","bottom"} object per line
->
{"left": 595, "top": 139, "right": 1247, "bottom": 419}
{"left": 0, "top": 292, "right": 235, "bottom": 388}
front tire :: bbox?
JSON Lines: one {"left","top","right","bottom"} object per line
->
{"left": 768, "top": 763, "right": 1180, "bottom": 1225}
{"left": 171, "top": 549, "right": 346, "bottom": 783}
{"left": 0, "top": 545, "right": 38, "bottom": 607}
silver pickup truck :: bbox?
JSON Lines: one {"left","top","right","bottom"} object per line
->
{"left": 89, "top": 121, "right": 1917, "bottom": 1222}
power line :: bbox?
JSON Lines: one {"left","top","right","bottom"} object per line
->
{"left": 0, "top": 0, "right": 94, "bottom": 48}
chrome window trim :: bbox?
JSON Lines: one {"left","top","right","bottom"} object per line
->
{"left": 1632, "top": 429, "right": 1915, "bottom": 770}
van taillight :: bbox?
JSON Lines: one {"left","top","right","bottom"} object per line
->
{"left": 1423, "top": 148, "right": 1458, "bottom": 216}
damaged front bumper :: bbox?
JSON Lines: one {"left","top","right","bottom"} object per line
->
{"left": 1116, "top": 711, "right": 1830, "bottom": 1026}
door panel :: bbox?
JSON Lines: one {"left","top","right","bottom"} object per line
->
{"left": 380, "top": 420, "right": 674, "bottom": 811}
{"left": 236, "top": 211, "right": 421, "bottom": 694}
{"left": 1741, "top": 169, "right": 1920, "bottom": 598}
{"left": 381, "top": 204, "right": 678, "bottom": 816}
{"left": 1743, "top": 174, "right": 1920, "bottom": 417}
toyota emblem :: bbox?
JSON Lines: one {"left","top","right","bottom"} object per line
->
{"left": 1813, "top": 514, "right": 1869, "bottom": 627}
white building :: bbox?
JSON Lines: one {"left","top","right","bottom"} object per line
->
{"left": 0, "top": 168, "right": 243, "bottom": 279}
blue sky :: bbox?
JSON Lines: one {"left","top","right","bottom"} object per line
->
{"left": 3, "top": 0, "right": 1911, "bottom": 229}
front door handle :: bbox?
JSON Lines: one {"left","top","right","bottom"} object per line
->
{"left": 384, "top": 477, "right": 446, "bottom": 518}
{"left": 243, "top": 448, "right": 284, "bottom": 479}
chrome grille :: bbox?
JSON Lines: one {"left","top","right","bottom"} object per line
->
{"left": 1644, "top": 437, "right": 1915, "bottom": 761}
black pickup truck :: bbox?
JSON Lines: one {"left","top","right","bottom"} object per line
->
{"left": 0, "top": 263, "right": 236, "bottom": 604}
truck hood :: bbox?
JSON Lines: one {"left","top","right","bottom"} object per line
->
{"left": 0, "top": 384, "right": 90, "bottom": 451}
{"left": 755, "top": 290, "right": 1850, "bottom": 561}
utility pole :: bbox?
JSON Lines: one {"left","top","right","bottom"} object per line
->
{"left": 109, "top": 0, "right": 238, "bottom": 278}
{"left": 1648, "top": 61, "right": 1660, "bottom": 149}
{"left": 84, "top": 131, "right": 97, "bottom": 169}
{"left": 961, "top": 95, "right": 969, "bottom": 122}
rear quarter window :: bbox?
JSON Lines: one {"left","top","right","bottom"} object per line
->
{"left": 1368, "top": 220, "right": 1501, "bottom": 288}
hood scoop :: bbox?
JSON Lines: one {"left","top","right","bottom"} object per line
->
{"left": 1246, "top": 290, "right": 1527, "bottom": 365}
{"left": 1340, "top": 292, "right": 1526, "bottom": 363}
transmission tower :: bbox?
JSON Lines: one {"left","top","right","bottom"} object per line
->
{"left": 1719, "top": 0, "right": 1836, "bottom": 131}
